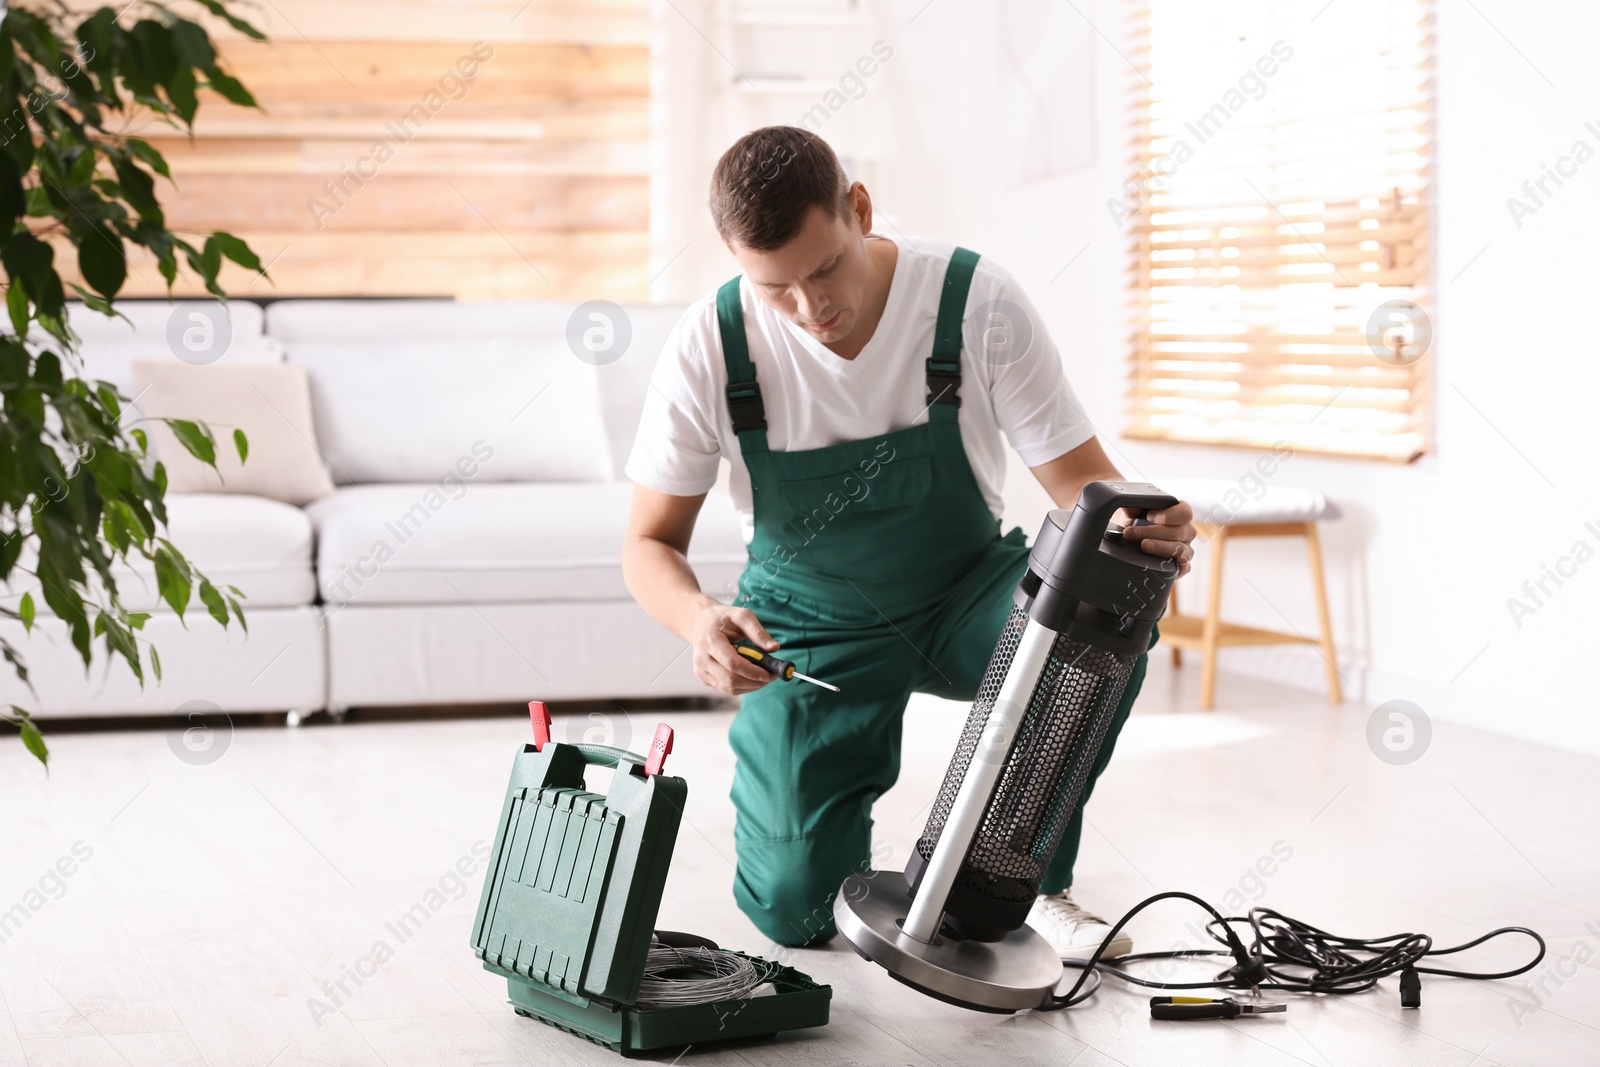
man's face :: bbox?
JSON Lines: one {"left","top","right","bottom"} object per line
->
{"left": 728, "top": 189, "right": 871, "bottom": 345}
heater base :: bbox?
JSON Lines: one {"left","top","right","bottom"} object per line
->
{"left": 834, "top": 871, "right": 1063, "bottom": 1013}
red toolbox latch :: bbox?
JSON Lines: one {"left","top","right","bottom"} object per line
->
{"left": 529, "top": 700, "right": 552, "bottom": 751}
{"left": 644, "top": 723, "right": 674, "bottom": 776}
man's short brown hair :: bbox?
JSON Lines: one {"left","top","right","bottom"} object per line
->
{"left": 709, "top": 126, "right": 851, "bottom": 252}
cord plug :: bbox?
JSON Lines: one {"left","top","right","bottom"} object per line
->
{"left": 1228, "top": 953, "right": 1270, "bottom": 991}
{"left": 1399, "top": 966, "right": 1421, "bottom": 1008}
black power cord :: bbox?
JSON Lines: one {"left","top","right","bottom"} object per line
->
{"left": 1038, "top": 891, "right": 1546, "bottom": 1011}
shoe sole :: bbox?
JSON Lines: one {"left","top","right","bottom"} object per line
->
{"left": 1057, "top": 931, "right": 1133, "bottom": 963}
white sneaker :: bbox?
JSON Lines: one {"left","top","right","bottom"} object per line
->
{"left": 1027, "top": 889, "right": 1132, "bottom": 962}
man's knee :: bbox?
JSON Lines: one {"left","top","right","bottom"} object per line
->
{"left": 733, "top": 840, "right": 854, "bottom": 947}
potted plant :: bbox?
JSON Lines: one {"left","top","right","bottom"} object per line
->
{"left": 1, "top": 0, "right": 267, "bottom": 766}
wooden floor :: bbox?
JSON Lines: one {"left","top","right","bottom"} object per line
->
{"left": 2, "top": 661, "right": 1596, "bottom": 1067}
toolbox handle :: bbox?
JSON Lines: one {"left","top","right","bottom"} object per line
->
{"left": 529, "top": 701, "right": 648, "bottom": 769}
{"left": 571, "top": 743, "right": 647, "bottom": 769}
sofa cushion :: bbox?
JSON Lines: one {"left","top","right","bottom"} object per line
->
{"left": 593, "top": 304, "right": 689, "bottom": 479}
{"left": 65, "top": 300, "right": 281, "bottom": 397}
{"left": 264, "top": 299, "right": 688, "bottom": 480}
{"left": 117, "top": 494, "right": 317, "bottom": 610}
{"left": 0, "top": 607, "right": 325, "bottom": 716}
{"left": 307, "top": 482, "right": 747, "bottom": 607}
{"left": 71, "top": 299, "right": 267, "bottom": 343}
{"left": 266, "top": 301, "right": 617, "bottom": 485}
{"left": 291, "top": 338, "right": 612, "bottom": 485}
{"left": 264, "top": 299, "right": 561, "bottom": 344}
{"left": 135, "top": 361, "right": 337, "bottom": 506}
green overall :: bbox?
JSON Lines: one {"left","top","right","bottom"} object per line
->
{"left": 716, "top": 248, "right": 1156, "bottom": 947}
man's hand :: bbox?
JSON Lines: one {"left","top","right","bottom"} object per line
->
{"left": 690, "top": 603, "right": 781, "bottom": 696}
{"left": 1030, "top": 444, "right": 1196, "bottom": 580}
{"left": 625, "top": 486, "right": 780, "bottom": 697}
{"left": 1117, "top": 500, "right": 1197, "bottom": 578}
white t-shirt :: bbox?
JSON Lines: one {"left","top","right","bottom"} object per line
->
{"left": 625, "top": 233, "right": 1095, "bottom": 542}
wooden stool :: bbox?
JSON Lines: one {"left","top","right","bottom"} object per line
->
{"left": 1154, "top": 479, "right": 1342, "bottom": 710}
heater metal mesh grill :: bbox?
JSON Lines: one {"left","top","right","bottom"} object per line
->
{"left": 917, "top": 606, "right": 1137, "bottom": 905}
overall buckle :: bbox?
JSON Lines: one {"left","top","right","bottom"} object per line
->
{"left": 726, "top": 381, "right": 767, "bottom": 432}
{"left": 926, "top": 356, "right": 962, "bottom": 407}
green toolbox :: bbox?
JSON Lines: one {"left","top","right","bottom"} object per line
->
{"left": 470, "top": 702, "right": 832, "bottom": 1056}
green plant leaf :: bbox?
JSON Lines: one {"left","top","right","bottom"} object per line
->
{"left": 153, "top": 545, "right": 191, "bottom": 617}
{"left": 19, "top": 593, "right": 35, "bottom": 634}
{"left": 6, "top": 281, "right": 28, "bottom": 337}
{"left": 232, "top": 427, "right": 248, "bottom": 464}
{"left": 190, "top": 1, "right": 268, "bottom": 42}
{"left": 165, "top": 419, "right": 216, "bottom": 467}
{"left": 110, "top": 155, "right": 161, "bottom": 222}
{"left": 199, "top": 239, "right": 222, "bottom": 285}
{"left": 19, "top": 716, "right": 49, "bottom": 768}
{"left": 67, "top": 283, "right": 116, "bottom": 315}
{"left": 167, "top": 65, "right": 199, "bottom": 126}
{"left": 1, "top": 643, "right": 32, "bottom": 692}
{"left": 78, "top": 232, "right": 128, "bottom": 298}
{"left": 156, "top": 246, "right": 179, "bottom": 287}
{"left": 100, "top": 613, "right": 143, "bottom": 684}
{"left": 95, "top": 384, "right": 122, "bottom": 421}
{"left": 129, "top": 20, "right": 179, "bottom": 91}
{"left": 0, "top": 533, "right": 22, "bottom": 582}
{"left": 0, "top": 152, "right": 23, "bottom": 230}
{"left": 24, "top": 186, "right": 59, "bottom": 218}
{"left": 125, "top": 138, "right": 173, "bottom": 181}
{"left": 205, "top": 231, "right": 264, "bottom": 274}
{"left": 131, "top": 427, "right": 148, "bottom": 453}
{"left": 198, "top": 578, "right": 229, "bottom": 627}
{"left": 204, "top": 68, "right": 256, "bottom": 109}
{"left": 149, "top": 644, "right": 162, "bottom": 683}
{"left": 76, "top": 9, "right": 118, "bottom": 86}
{"left": 67, "top": 147, "right": 97, "bottom": 187}
{"left": 4, "top": 233, "right": 55, "bottom": 299}
{"left": 169, "top": 19, "right": 217, "bottom": 72}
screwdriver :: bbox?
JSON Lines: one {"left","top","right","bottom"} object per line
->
{"left": 1150, "top": 996, "right": 1285, "bottom": 1020}
{"left": 732, "top": 640, "right": 841, "bottom": 692}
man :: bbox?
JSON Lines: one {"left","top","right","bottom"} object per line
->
{"left": 622, "top": 127, "right": 1195, "bottom": 958}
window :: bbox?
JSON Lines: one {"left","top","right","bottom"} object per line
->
{"left": 1123, "top": 0, "right": 1434, "bottom": 461}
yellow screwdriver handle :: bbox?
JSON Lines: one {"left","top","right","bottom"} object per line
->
{"left": 733, "top": 641, "right": 796, "bottom": 680}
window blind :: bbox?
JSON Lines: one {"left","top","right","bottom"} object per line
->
{"left": 1123, "top": 0, "right": 1434, "bottom": 461}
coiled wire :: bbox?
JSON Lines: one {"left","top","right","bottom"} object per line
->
{"left": 1045, "top": 891, "right": 1545, "bottom": 1010}
{"left": 633, "top": 945, "right": 778, "bottom": 1008}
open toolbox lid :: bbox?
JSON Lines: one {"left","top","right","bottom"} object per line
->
{"left": 470, "top": 702, "right": 684, "bottom": 1006}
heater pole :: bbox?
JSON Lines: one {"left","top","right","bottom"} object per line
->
{"left": 902, "top": 619, "right": 1060, "bottom": 944}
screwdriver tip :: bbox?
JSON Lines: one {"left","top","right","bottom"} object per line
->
{"left": 794, "top": 673, "right": 841, "bottom": 692}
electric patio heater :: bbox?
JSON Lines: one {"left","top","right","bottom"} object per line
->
{"left": 835, "top": 481, "right": 1180, "bottom": 1012}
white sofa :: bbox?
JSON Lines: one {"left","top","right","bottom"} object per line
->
{"left": 0, "top": 300, "right": 743, "bottom": 719}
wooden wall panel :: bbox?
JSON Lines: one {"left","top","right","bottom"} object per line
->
{"left": 64, "top": 3, "right": 651, "bottom": 301}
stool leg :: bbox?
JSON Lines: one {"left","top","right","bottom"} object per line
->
{"left": 1169, "top": 585, "right": 1182, "bottom": 667}
{"left": 1200, "top": 527, "right": 1227, "bottom": 711}
{"left": 1304, "top": 521, "right": 1343, "bottom": 705}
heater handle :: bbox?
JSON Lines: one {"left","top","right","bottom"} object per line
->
{"left": 1066, "top": 481, "right": 1179, "bottom": 563}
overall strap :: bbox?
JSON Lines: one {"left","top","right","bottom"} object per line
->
{"left": 927, "top": 247, "right": 981, "bottom": 424}
{"left": 716, "top": 276, "right": 768, "bottom": 455}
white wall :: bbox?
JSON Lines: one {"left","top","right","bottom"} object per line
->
{"left": 652, "top": 0, "right": 1600, "bottom": 752}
